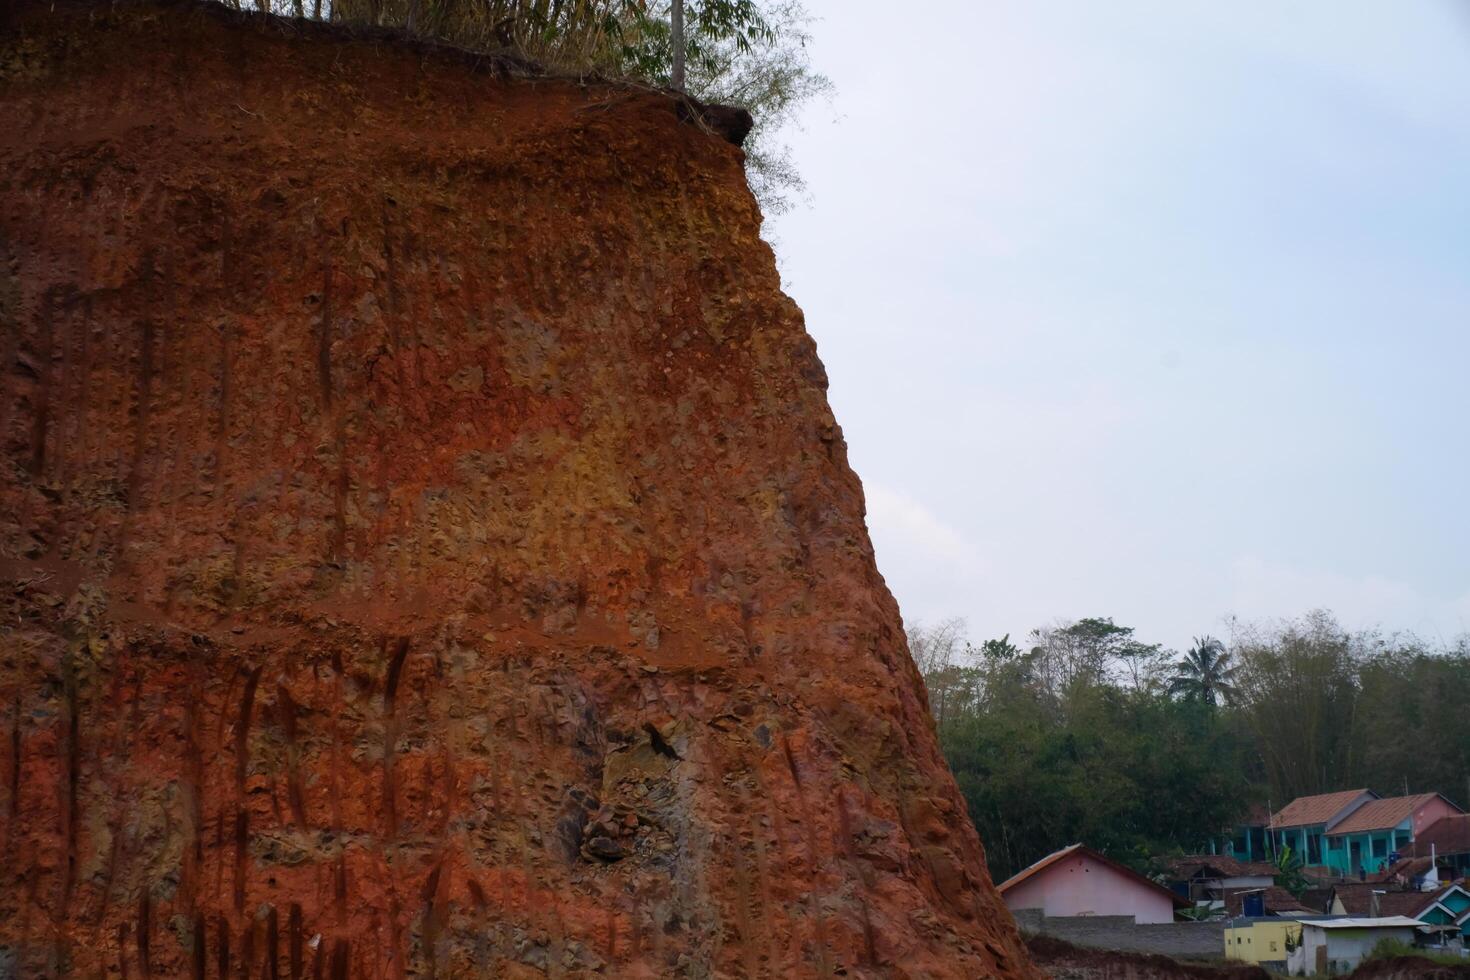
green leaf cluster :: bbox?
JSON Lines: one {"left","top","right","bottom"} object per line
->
{"left": 924, "top": 627, "right": 1252, "bottom": 880}
{"left": 914, "top": 610, "right": 1470, "bottom": 883}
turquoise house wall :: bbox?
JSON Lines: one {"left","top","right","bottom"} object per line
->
{"left": 1440, "top": 891, "right": 1470, "bottom": 937}
{"left": 1324, "top": 822, "right": 1413, "bottom": 876}
{"left": 1223, "top": 823, "right": 1269, "bottom": 862}
{"left": 1273, "top": 823, "right": 1415, "bottom": 875}
{"left": 1324, "top": 834, "right": 1351, "bottom": 874}
{"left": 1271, "top": 826, "right": 1325, "bottom": 867}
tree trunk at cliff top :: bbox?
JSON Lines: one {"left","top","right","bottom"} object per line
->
{"left": 671, "top": 0, "right": 687, "bottom": 90}
{"left": 0, "top": 2, "right": 1038, "bottom": 977}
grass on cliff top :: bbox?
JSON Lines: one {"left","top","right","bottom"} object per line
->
{"left": 179, "top": 0, "right": 831, "bottom": 213}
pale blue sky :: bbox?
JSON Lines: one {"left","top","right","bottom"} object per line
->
{"left": 768, "top": 1, "right": 1470, "bottom": 651}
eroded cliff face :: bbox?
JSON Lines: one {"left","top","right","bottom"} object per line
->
{"left": 0, "top": 4, "right": 1038, "bottom": 976}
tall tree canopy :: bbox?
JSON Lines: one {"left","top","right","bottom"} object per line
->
{"left": 912, "top": 610, "right": 1470, "bottom": 881}
{"left": 1167, "top": 636, "right": 1239, "bottom": 706}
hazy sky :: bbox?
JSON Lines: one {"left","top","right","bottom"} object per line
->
{"left": 766, "top": 1, "right": 1470, "bottom": 652}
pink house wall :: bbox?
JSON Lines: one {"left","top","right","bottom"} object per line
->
{"left": 1002, "top": 853, "right": 1176, "bottom": 924}
{"left": 1412, "top": 797, "right": 1461, "bottom": 836}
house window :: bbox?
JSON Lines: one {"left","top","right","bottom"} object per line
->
{"left": 1373, "top": 838, "right": 1387, "bottom": 858}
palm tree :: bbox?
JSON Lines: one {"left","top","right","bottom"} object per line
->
{"left": 1168, "top": 636, "right": 1239, "bottom": 706}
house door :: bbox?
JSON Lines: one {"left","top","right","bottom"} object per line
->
{"left": 1350, "top": 841, "right": 1362, "bottom": 874}
{"left": 1316, "top": 946, "right": 1328, "bottom": 974}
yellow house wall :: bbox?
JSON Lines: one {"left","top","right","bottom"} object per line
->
{"left": 1224, "top": 920, "right": 1303, "bottom": 964}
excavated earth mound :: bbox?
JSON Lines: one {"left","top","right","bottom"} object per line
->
{"left": 0, "top": 2, "right": 1039, "bottom": 977}
{"left": 1025, "top": 936, "right": 1271, "bottom": 980}
{"left": 1346, "top": 958, "right": 1470, "bottom": 980}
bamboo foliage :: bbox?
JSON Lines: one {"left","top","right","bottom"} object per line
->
{"left": 324, "top": 0, "right": 647, "bottom": 72}
{"left": 220, "top": 0, "right": 771, "bottom": 81}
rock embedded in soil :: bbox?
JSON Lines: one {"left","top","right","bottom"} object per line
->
{"left": 0, "top": 1, "right": 1040, "bottom": 976}
{"left": 581, "top": 836, "right": 627, "bottom": 863}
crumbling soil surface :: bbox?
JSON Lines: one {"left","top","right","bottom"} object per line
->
{"left": 0, "top": 1, "right": 1039, "bottom": 976}
{"left": 1026, "top": 935, "right": 1271, "bottom": 980}
{"left": 1347, "top": 957, "right": 1470, "bottom": 979}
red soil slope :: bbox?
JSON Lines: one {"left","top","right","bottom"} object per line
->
{"left": 0, "top": 3, "right": 1039, "bottom": 976}
{"left": 1026, "top": 936, "right": 1272, "bottom": 980}
{"left": 1347, "top": 959, "right": 1470, "bottom": 980}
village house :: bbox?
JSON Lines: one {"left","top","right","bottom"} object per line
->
{"left": 1221, "top": 888, "right": 1470, "bottom": 969}
{"left": 1268, "top": 789, "right": 1378, "bottom": 869}
{"left": 998, "top": 844, "right": 1186, "bottom": 923}
{"left": 1220, "top": 804, "right": 1273, "bottom": 863}
{"left": 1287, "top": 918, "right": 1424, "bottom": 975}
{"left": 1404, "top": 812, "right": 1470, "bottom": 880}
{"left": 1003, "top": 845, "right": 1226, "bottom": 960}
{"left": 1322, "top": 793, "right": 1463, "bottom": 876}
{"left": 1162, "top": 855, "right": 1276, "bottom": 904}
{"left": 1260, "top": 789, "right": 1464, "bottom": 877}
{"left": 1220, "top": 886, "right": 1317, "bottom": 918}
{"left": 1223, "top": 916, "right": 1336, "bottom": 971}
{"left": 1373, "top": 854, "right": 1438, "bottom": 890}
{"left": 1327, "top": 883, "right": 1470, "bottom": 939}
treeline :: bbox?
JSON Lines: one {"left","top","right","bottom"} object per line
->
{"left": 911, "top": 610, "right": 1470, "bottom": 881}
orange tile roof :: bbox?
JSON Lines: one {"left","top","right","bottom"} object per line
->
{"left": 1330, "top": 794, "right": 1457, "bottom": 835}
{"left": 1270, "top": 790, "right": 1373, "bottom": 829}
{"left": 1406, "top": 813, "right": 1470, "bottom": 857}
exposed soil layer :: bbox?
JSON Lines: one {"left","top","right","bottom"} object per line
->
{"left": 0, "top": 2, "right": 1038, "bottom": 977}
{"left": 1347, "top": 957, "right": 1470, "bottom": 979}
{"left": 1026, "top": 936, "right": 1271, "bottom": 980}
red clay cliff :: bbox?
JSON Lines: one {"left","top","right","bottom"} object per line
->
{"left": 0, "top": 3, "right": 1039, "bottom": 976}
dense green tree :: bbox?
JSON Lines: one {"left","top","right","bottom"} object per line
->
{"left": 980, "top": 633, "right": 1022, "bottom": 661}
{"left": 1167, "top": 636, "right": 1239, "bottom": 706}
{"left": 913, "top": 610, "right": 1470, "bottom": 883}
{"left": 668, "top": 1, "right": 832, "bottom": 212}
{"left": 919, "top": 619, "right": 1252, "bottom": 880}
{"left": 1326, "top": 634, "right": 1470, "bottom": 801}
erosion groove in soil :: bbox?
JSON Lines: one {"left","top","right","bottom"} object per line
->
{"left": 0, "top": 2, "right": 1037, "bottom": 977}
